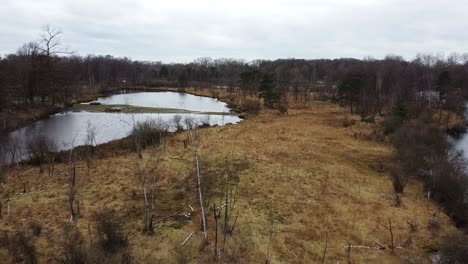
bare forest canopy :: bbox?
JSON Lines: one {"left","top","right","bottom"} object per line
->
{"left": 1, "top": 27, "right": 468, "bottom": 119}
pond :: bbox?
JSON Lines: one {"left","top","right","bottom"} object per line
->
{"left": 88, "top": 91, "right": 231, "bottom": 113}
{"left": 2, "top": 91, "right": 241, "bottom": 163}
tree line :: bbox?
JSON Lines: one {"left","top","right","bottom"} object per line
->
{"left": 2, "top": 27, "right": 468, "bottom": 116}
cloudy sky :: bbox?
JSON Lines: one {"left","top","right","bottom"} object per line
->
{"left": 1, "top": 0, "right": 466, "bottom": 62}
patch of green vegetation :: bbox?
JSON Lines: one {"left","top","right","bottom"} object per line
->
{"left": 71, "top": 104, "right": 237, "bottom": 116}
{"left": 73, "top": 103, "right": 192, "bottom": 113}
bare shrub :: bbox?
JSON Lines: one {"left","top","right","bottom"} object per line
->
{"left": 0, "top": 231, "right": 9, "bottom": 247}
{"left": 131, "top": 119, "right": 168, "bottom": 158}
{"left": 391, "top": 169, "right": 409, "bottom": 193}
{"left": 27, "top": 221, "right": 42, "bottom": 237}
{"left": 341, "top": 117, "right": 356, "bottom": 127}
{"left": 352, "top": 130, "right": 385, "bottom": 142}
{"left": 135, "top": 146, "right": 165, "bottom": 235}
{"left": 132, "top": 119, "right": 167, "bottom": 149}
{"left": 221, "top": 226, "right": 255, "bottom": 263}
{"left": 381, "top": 115, "right": 402, "bottom": 135}
{"left": 172, "top": 114, "right": 184, "bottom": 131}
{"left": 237, "top": 97, "right": 261, "bottom": 114}
{"left": 184, "top": 116, "right": 197, "bottom": 130}
{"left": 0, "top": 163, "right": 6, "bottom": 184}
{"left": 3, "top": 135, "right": 22, "bottom": 165}
{"left": 57, "top": 225, "right": 87, "bottom": 264}
{"left": 85, "top": 121, "right": 97, "bottom": 172}
{"left": 8, "top": 231, "right": 37, "bottom": 264}
{"left": 27, "top": 135, "right": 57, "bottom": 173}
{"left": 392, "top": 117, "right": 447, "bottom": 180}
{"left": 173, "top": 239, "right": 196, "bottom": 264}
{"left": 92, "top": 210, "right": 128, "bottom": 253}
{"left": 393, "top": 113, "right": 468, "bottom": 226}
{"left": 57, "top": 223, "right": 133, "bottom": 264}
{"left": 437, "top": 233, "right": 468, "bottom": 264}
{"left": 278, "top": 97, "right": 288, "bottom": 114}
{"left": 360, "top": 116, "right": 375, "bottom": 123}
{"left": 427, "top": 215, "right": 441, "bottom": 231}
{"left": 386, "top": 193, "right": 402, "bottom": 207}
{"left": 406, "top": 219, "right": 418, "bottom": 233}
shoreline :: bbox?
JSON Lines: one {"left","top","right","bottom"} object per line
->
{"left": 2, "top": 86, "right": 243, "bottom": 134}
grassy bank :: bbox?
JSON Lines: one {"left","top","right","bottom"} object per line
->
{"left": 0, "top": 95, "right": 461, "bottom": 263}
{"left": 71, "top": 103, "right": 238, "bottom": 116}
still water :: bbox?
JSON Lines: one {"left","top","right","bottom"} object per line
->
{"left": 89, "top": 91, "right": 231, "bottom": 112}
{"left": 3, "top": 92, "right": 240, "bottom": 163}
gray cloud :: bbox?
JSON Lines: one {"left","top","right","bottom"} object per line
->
{"left": 1, "top": 0, "right": 467, "bottom": 62}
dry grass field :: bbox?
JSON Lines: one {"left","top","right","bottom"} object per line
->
{"left": 0, "top": 93, "right": 461, "bottom": 263}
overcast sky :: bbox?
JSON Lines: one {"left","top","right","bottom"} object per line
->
{"left": 1, "top": 0, "right": 467, "bottom": 62}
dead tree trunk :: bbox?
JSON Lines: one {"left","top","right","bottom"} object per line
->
{"left": 138, "top": 162, "right": 154, "bottom": 234}
{"left": 321, "top": 233, "right": 328, "bottom": 264}
{"left": 68, "top": 152, "right": 77, "bottom": 223}
{"left": 213, "top": 203, "right": 219, "bottom": 258}
{"left": 346, "top": 242, "right": 352, "bottom": 264}
{"left": 189, "top": 130, "right": 208, "bottom": 244}
{"left": 48, "top": 156, "right": 55, "bottom": 177}
{"left": 381, "top": 217, "right": 395, "bottom": 253}
{"left": 137, "top": 147, "right": 163, "bottom": 235}
{"left": 67, "top": 139, "right": 79, "bottom": 223}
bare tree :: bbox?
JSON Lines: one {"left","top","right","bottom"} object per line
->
{"left": 27, "top": 135, "right": 56, "bottom": 174}
{"left": 134, "top": 120, "right": 167, "bottom": 234}
{"left": 85, "top": 121, "right": 97, "bottom": 175}
{"left": 265, "top": 221, "right": 274, "bottom": 264}
{"left": 221, "top": 160, "right": 239, "bottom": 251}
{"left": 68, "top": 136, "right": 80, "bottom": 223}
{"left": 5, "top": 135, "right": 22, "bottom": 165}
{"left": 172, "top": 114, "right": 183, "bottom": 131}
{"left": 346, "top": 242, "right": 353, "bottom": 264}
{"left": 379, "top": 217, "right": 396, "bottom": 254}
{"left": 321, "top": 232, "right": 328, "bottom": 264}
{"left": 38, "top": 25, "right": 66, "bottom": 57}
{"left": 136, "top": 150, "right": 163, "bottom": 234}
{"left": 187, "top": 123, "right": 208, "bottom": 244}
{"left": 213, "top": 202, "right": 220, "bottom": 258}
{"left": 37, "top": 25, "right": 71, "bottom": 104}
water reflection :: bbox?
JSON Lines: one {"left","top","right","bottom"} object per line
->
{"left": 3, "top": 92, "right": 240, "bottom": 163}
{"left": 91, "top": 91, "right": 230, "bottom": 112}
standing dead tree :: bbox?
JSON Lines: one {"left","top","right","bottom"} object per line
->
{"left": 134, "top": 120, "right": 167, "bottom": 234}
{"left": 85, "top": 121, "right": 97, "bottom": 175}
{"left": 220, "top": 160, "right": 239, "bottom": 252}
{"left": 27, "top": 135, "right": 56, "bottom": 175}
{"left": 38, "top": 25, "right": 72, "bottom": 104}
{"left": 346, "top": 242, "right": 353, "bottom": 264}
{"left": 321, "top": 232, "right": 328, "bottom": 264}
{"left": 213, "top": 202, "right": 220, "bottom": 258}
{"left": 379, "top": 217, "right": 396, "bottom": 254}
{"left": 136, "top": 149, "right": 163, "bottom": 234}
{"left": 265, "top": 221, "right": 274, "bottom": 264}
{"left": 5, "top": 135, "right": 22, "bottom": 165}
{"left": 68, "top": 136, "right": 80, "bottom": 223}
{"left": 186, "top": 117, "right": 208, "bottom": 244}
